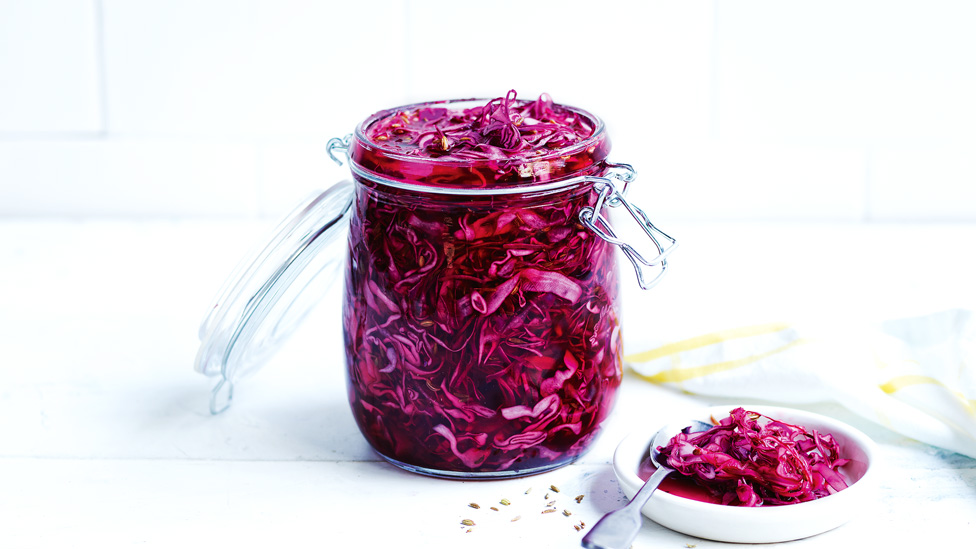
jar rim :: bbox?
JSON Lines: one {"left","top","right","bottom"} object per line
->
{"left": 349, "top": 161, "right": 603, "bottom": 196}
{"left": 349, "top": 97, "right": 610, "bottom": 192}
{"left": 354, "top": 96, "right": 607, "bottom": 165}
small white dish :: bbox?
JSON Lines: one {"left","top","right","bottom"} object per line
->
{"left": 613, "top": 405, "right": 878, "bottom": 543}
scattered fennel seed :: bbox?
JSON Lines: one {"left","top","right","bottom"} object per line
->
{"left": 461, "top": 519, "right": 475, "bottom": 526}
{"left": 542, "top": 509, "right": 557, "bottom": 514}
{"left": 468, "top": 503, "right": 480, "bottom": 509}
{"left": 500, "top": 498, "right": 511, "bottom": 506}
{"left": 550, "top": 485, "right": 560, "bottom": 493}
{"left": 575, "top": 495, "right": 584, "bottom": 503}
{"left": 563, "top": 509, "right": 572, "bottom": 517}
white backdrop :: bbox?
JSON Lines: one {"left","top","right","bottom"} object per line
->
{"left": 1, "top": 0, "right": 975, "bottom": 221}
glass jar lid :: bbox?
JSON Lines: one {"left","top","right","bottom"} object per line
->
{"left": 194, "top": 182, "right": 354, "bottom": 413}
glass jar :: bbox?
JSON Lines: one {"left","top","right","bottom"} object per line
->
{"left": 333, "top": 98, "right": 674, "bottom": 477}
{"left": 195, "top": 96, "right": 676, "bottom": 479}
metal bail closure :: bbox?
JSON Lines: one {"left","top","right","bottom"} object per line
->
{"left": 579, "top": 167, "right": 677, "bottom": 290}
{"left": 326, "top": 133, "right": 352, "bottom": 166}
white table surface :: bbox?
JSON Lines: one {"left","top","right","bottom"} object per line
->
{"left": 2, "top": 219, "right": 974, "bottom": 548}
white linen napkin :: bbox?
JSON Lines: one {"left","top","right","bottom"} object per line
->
{"left": 624, "top": 309, "right": 976, "bottom": 459}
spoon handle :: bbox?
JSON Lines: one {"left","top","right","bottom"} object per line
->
{"left": 581, "top": 466, "right": 673, "bottom": 549}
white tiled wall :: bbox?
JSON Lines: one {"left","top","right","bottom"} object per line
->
{"left": 1, "top": 0, "right": 975, "bottom": 221}
{"left": 0, "top": 0, "right": 102, "bottom": 134}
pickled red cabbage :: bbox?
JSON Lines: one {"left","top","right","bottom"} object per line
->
{"left": 342, "top": 93, "right": 621, "bottom": 475}
{"left": 657, "top": 408, "right": 850, "bottom": 506}
{"left": 351, "top": 91, "right": 611, "bottom": 190}
{"left": 364, "top": 90, "right": 595, "bottom": 161}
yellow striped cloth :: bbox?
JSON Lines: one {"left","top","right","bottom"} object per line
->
{"left": 625, "top": 310, "right": 976, "bottom": 458}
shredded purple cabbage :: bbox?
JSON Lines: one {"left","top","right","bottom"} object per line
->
{"left": 342, "top": 93, "right": 621, "bottom": 474}
{"left": 351, "top": 92, "right": 611, "bottom": 190}
{"left": 657, "top": 408, "right": 851, "bottom": 506}
{"left": 364, "top": 90, "right": 594, "bottom": 161}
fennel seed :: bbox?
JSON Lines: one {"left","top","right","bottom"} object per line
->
{"left": 563, "top": 509, "right": 572, "bottom": 517}
{"left": 550, "top": 485, "right": 560, "bottom": 493}
{"left": 511, "top": 515, "right": 521, "bottom": 522}
{"left": 500, "top": 498, "right": 511, "bottom": 506}
{"left": 490, "top": 506, "right": 499, "bottom": 512}
{"left": 575, "top": 495, "right": 585, "bottom": 503}
{"left": 468, "top": 503, "right": 480, "bottom": 509}
{"left": 541, "top": 509, "right": 556, "bottom": 514}
{"left": 461, "top": 519, "right": 475, "bottom": 526}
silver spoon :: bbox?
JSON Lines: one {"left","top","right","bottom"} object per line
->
{"left": 582, "top": 420, "right": 713, "bottom": 549}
